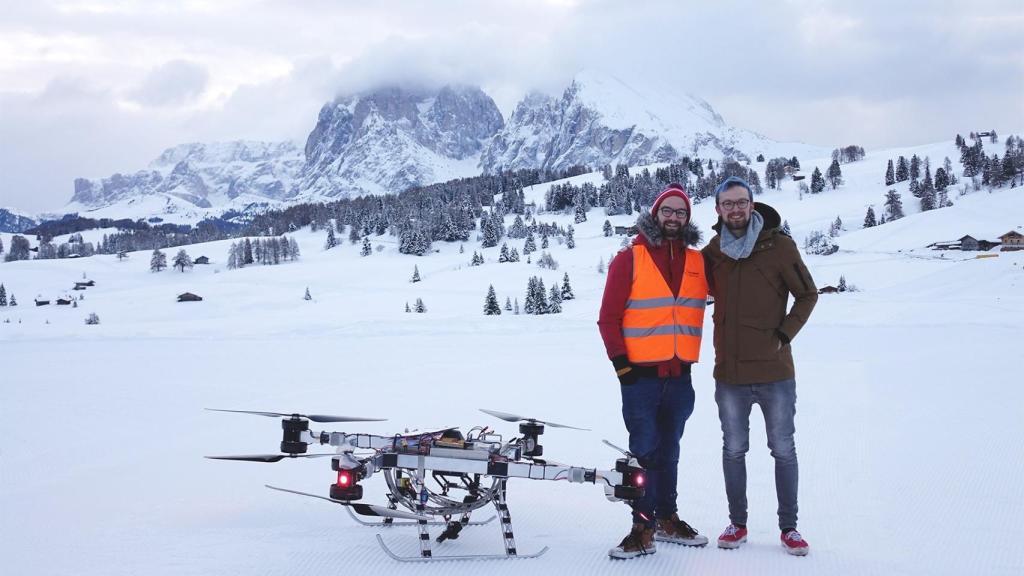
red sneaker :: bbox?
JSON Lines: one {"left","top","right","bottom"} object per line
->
{"left": 781, "top": 529, "right": 809, "bottom": 556}
{"left": 717, "top": 524, "right": 747, "bottom": 549}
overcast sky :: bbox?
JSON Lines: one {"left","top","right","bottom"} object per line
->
{"left": 1, "top": 0, "right": 1021, "bottom": 213}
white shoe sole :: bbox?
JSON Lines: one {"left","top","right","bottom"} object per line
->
{"left": 655, "top": 533, "right": 709, "bottom": 547}
{"left": 717, "top": 536, "right": 746, "bottom": 549}
{"left": 608, "top": 546, "right": 657, "bottom": 559}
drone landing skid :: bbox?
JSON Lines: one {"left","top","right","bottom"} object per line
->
{"left": 375, "top": 535, "right": 550, "bottom": 563}
{"left": 344, "top": 506, "right": 496, "bottom": 528}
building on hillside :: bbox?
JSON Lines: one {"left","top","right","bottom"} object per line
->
{"left": 818, "top": 285, "right": 840, "bottom": 294}
{"left": 177, "top": 292, "right": 203, "bottom": 302}
{"left": 999, "top": 231, "right": 1023, "bottom": 251}
{"left": 194, "top": 256, "right": 210, "bottom": 264}
{"left": 615, "top": 225, "right": 638, "bottom": 236}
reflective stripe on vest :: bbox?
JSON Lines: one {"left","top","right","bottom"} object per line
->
{"left": 622, "top": 244, "right": 708, "bottom": 363}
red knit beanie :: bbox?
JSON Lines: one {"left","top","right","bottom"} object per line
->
{"left": 651, "top": 183, "right": 691, "bottom": 218}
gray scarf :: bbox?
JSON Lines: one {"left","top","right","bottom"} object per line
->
{"left": 720, "top": 210, "right": 764, "bottom": 260}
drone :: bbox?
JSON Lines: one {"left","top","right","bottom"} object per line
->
{"left": 206, "top": 407, "right": 646, "bottom": 562}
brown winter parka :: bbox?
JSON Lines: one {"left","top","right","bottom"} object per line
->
{"left": 702, "top": 203, "right": 818, "bottom": 385}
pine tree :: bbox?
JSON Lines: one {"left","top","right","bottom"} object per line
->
{"left": 603, "top": 220, "right": 613, "bottom": 237}
{"left": 838, "top": 275, "right": 848, "bottom": 292}
{"left": 304, "top": 287, "right": 312, "bottom": 301}
{"left": 810, "top": 167, "right": 825, "bottom": 194}
{"left": 548, "top": 284, "right": 562, "bottom": 314}
{"left": 597, "top": 257, "right": 605, "bottom": 274}
{"left": 509, "top": 247, "right": 520, "bottom": 262}
{"left": 561, "top": 273, "right": 575, "bottom": 300}
{"left": 8, "top": 295, "right": 15, "bottom": 306}
{"left": 934, "top": 167, "right": 949, "bottom": 191}
{"left": 325, "top": 228, "right": 338, "bottom": 250}
{"left": 827, "top": 159, "right": 843, "bottom": 189}
{"left": 541, "top": 233, "right": 549, "bottom": 249}
{"left": 574, "top": 202, "right": 587, "bottom": 224}
{"left": 172, "top": 249, "right": 193, "bottom": 272}
{"left": 499, "top": 243, "right": 510, "bottom": 263}
{"left": 884, "top": 190, "right": 905, "bottom": 220}
{"left": 514, "top": 298, "right": 520, "bottom": 315}
{"left": 523, "top": 232, "right": 536, "bottom": 255}
{"left": 863, "top": 206, "right": 877, "bottom": 228}
{"left": 524, "top": 277, "right": 537, "bottom": 314}
{"left": 405, "top": 302, "right": 411, "bottom": 313}
{"left": 361, "top": 236, "right": 372, "bottom": 256}
{"left": 829, "top": 216, "right": 843, "bottom": 237}
{"left": 895, "top": 156, "right": 909, "bottom": 182}
{"left": 534, "top": 277, "right": 548, "bottom": 314}
{"left": 910, "top": 155, "right": 921, "bottom": 180}
{"left": 0, "top": 284, "right": 6, "bottom": 306}
{"left": 150, "top": 248, "right": 167, "bottom": 272}
{"left": 415, "top": 298, "right": 426, "bottom": 313}
{"left": 484, "top": 285, "right": 502, "bottom": 315}
{"left": 781, "top": 220, "right": 792, "bottom": 236}
{"left": 243, "top": 238, "right": 254, "bottom": 264}
{"left": 885, "top": 159, "right": 895, "bottom": 186}
{"left": 566, "top": 225, "right": 575, "bottom": 249}
{"left": 505, "top": 297, "right": 512, "bottom": 311}
{"left": 411, "top": 265, "right": 421, "bottom": 282}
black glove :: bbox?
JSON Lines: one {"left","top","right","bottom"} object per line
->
{"left": 612, "top": 355, "right": 638, "bottom": 386}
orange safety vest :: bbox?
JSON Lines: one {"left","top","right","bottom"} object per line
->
{"left": 623, "top": 244, "right": 708, "bottom": 363}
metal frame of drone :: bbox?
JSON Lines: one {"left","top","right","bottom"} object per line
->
{"left": 207, "top": 408, "right": 646, "bottom": 562}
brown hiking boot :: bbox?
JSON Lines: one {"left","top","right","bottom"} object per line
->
{"left": 655, "top": 513, "right": 709, "bottom": 547}
{"left": 608, "top": 522, "right": 657, "bottom": 559}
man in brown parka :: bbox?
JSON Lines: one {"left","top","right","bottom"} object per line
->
{"left": 702, "top": 176, "right": 817, "bottom": 556}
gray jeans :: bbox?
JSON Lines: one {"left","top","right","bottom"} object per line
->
{"left": 715, "top": 378, "right": 799, "bottom": 530}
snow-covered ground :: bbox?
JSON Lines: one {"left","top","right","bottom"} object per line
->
{"left": 2, "top": 147, "right": 1023, "bottom": 575}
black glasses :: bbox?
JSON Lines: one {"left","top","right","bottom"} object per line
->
{"left": 658, "top": 207, "right": 689, "bottom": 219}
{"left": 719, "top": 199, "right": 751, "bottom": 210}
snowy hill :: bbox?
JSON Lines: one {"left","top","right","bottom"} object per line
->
{"left": 2, "top": 142, "right": 1023, "bottom": 575}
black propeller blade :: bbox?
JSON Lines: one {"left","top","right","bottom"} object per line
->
{"left": 265, "top": 485, "right": 430, "bottom": 520}
{"left": 205, "top": 453, "right": 337, "bottom": 463}
{"left": 480, "top": 408, "right": 589, "bottom": 431}
{"left": 206, "top": 408, "right": 385, "bottom": 423}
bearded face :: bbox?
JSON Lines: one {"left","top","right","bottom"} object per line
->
{"left": 715, "top": 185, "right": 754, "bottom": 234}
{"left": 656, "top": 196, "right": 689, "bottom": 238}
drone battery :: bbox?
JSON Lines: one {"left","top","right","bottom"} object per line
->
{"left": 427, "top": 446, "right": 489, "bottom": 460}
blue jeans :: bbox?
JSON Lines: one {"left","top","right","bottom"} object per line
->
{"left": 715, "top": 378, "right": 799, "bottom": 530}
{"left": 620, "top": 374, "right": 695, "bottom": 526}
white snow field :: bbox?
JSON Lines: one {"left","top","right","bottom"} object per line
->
{"left": 2, "top": 145, "right": 1023, "bottom": 575}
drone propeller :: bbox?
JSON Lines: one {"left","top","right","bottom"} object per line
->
{"left": 206, "top": 408, "right": 385, "bottom": 423}
{"left": 479, "top": 408, "right": 589, "bottom": 431}
{"left": 602, "top": 439, "right": 632, "bottom": 457}
{"left": 205, "top": 453, "right": 337, "bottom": 463}
{"left": 265, "top": 485, "right": 430, "bottom": 521}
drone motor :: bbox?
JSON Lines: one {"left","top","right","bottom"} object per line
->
{"left": 280, "top": 417, "right": 309, "bottom": 454}
{"left": 519, "top": 421, "right": 545, "bottom": 458}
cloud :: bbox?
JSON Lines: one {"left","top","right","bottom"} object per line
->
{"left": 127, "top": 59, "right": 209, "bottom": 107}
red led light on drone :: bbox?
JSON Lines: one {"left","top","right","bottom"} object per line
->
{"left": 634, "top": 473, "right": 645, "bottom": 487}
{"left": 337, "top": 469, "right": 353, "bottom": 487}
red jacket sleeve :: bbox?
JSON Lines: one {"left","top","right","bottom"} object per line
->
{"left": 598, "top": 248, "right": 633, "bottom": 360}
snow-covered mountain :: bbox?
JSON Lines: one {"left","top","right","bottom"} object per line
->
{"left": 0, "top": 207, "right": 38, "bottom": 233}
{"left": 481, "top": 71, "right": 828, "bottom": 173}
{"left": 63, "top": 72, "right": 831, "bottom": 222}
{"left": 299, "top": 85, "right": 504, "bottom": 198}
{"left": 66, "top": 141, "right": 305, "bottom": 222}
